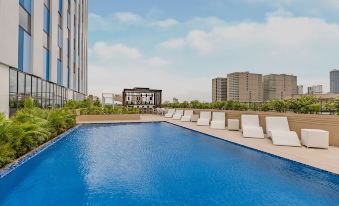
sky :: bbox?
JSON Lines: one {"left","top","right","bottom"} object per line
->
{"left": 88, "top": 0, "right": 339, "bottom": 102}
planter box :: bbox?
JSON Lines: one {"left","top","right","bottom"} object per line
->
{"left": 76, "top": 114, "right": 140, "bottom": 123}
{"left": 167, "top": 108, "right": 339, "bottom": 147}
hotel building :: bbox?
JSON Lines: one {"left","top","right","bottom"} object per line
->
{"left": 123, "top": 87, "right": 162, "bottom": 110}
{"left": 263, "top": 74, "right": 297, "bottom": 101}
{"left": 0, "top": 0, "right": 88, "bottom": 116}
{"left": 212, "top": 77, "right": 227, "bottom": 102}
{"left": 297, "top": 85, "right": 304, "bottom": 95}
{"left": 330, "top": 69, "right": 339, "bottom": 94}
{"left": 227, "top": 72, "right": 263, "bottom": 103}
{"left": 307, "top": 85, "right": 323, "bottom": 95}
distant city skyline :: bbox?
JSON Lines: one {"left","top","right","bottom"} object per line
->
{"left": 88, "top": 0, "right": 339, "bottom": 102}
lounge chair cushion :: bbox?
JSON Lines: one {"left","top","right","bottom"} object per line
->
{"left": 271, "top": 131, "right": 301, "bottom": 147}
{"left": 243, "top": 126, "right": 264, "bottom": 139}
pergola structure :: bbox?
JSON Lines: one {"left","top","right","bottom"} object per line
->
{"left": 102, "top": 93, "right": 122, "bottom": 107}
{"left": 122, "top": 87, "right": 162, "bottom": 109}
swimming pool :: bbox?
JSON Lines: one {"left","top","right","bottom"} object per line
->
{"left": 0, "top": 122, "right": 338, "bottom": 205}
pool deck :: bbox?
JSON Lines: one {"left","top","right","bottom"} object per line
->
{"left": 78, "top": 114, "right": 339, "bottom": 175}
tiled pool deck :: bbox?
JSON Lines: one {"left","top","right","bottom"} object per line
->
{"left": 79, "top": 114, "right": 339, "bottom": 175}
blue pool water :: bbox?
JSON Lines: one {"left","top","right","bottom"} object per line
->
{"left": 0, "top": 122, "right": 338, "bottom": 206}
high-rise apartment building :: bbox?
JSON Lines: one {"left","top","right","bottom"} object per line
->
{"left": 263, "top": 74, "right": 297, "bottom": 101}
{"left": 227, "top": 72, "right": 263, "bottom": 103}
{"left": 297, "top": 85, "right": 304, "bottom": 95}
{"left": 330, "top": 69, "right": 339, "bottom": 94}
{"left": 307, "top": 85, "right": 323, "bottom": 95}
{"left": 0, "top": 0, "right": 88, "bottom": 116}
{"left": 212, "top": 77, "right": 227, "bottom": 102}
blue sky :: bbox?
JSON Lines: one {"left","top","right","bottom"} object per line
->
{"left": 88, "top": 0, "right": 339, "bottom": 101}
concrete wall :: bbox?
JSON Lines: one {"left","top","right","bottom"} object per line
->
{"left": 172, "top": 108, "right": 339, "bottom": 147}
{"left": 32, "top": 0, "right": 44, "bottom": 78}
{"left": 0, "top": 0, "right": 19, "bottom": 68}
{"left": 0, "top": 64, "right": 9, "bottom": 117}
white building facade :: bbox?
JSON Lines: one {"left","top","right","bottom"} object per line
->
{"left": 0, "top": 0, "right": 88, "bottom": 116}
{"left": 307, "top": 85, "right": 323, "bottom": 95}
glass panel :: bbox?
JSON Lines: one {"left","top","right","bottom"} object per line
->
{"left": 44, "top": 48, "right": 50, "bottom": 81}
{"left": 44, "top": 0, "right": 50, "bottom": 8}
{"left": 67, "top": 67, "right": 70, "bottom": 88}
{"left": 43, "top": 6, "right": 50, "bottom": 34}
{"left": 58, "top": 0, "right": 63, "bottom": 14}
{"left": 50, "top": 84, "right": 55, "bottom": 106}
{"left": 19, "top": 0, "right": 32, "bottom": 14}
{"left": 32, "top": 76, "right": 37, "bottom": 97}
{"left": 25, "top": 75, "right": 31, "bottom": 95}
{"left": 43, "top": 32, "right": 49, "bottom": 49}
{"left": 19, "top": 6, "right": 31, "bottom": 34}
{"left": 58, "top": 26, "right": 63, "bottom": 48}
{"left": 9, "top": 94, "right": 18, "bottom": 109}
{"left": 23, "top": 31, "right": 32, "bottom": 73}
{"left": 9, "top": 70, "right": 18, "bottom": 94}
{"left": 42, "top": 80, "right": 46, "bottom": 108}
{"left": 37, "top": 79, "right": 42, "bottom": 107}
{"left": 57, "top": 59, "right": 63, "bottom": 85}
{"left": 18, "top": 28, "right": 24, "bottom": 71}
{"left": 18, "top": 72, "right": 25, "bottom": 96}
{"left": 46, "top": 82, "right": 51, "bottom": 107}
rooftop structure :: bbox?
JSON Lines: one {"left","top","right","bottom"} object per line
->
{"left": 123, "top": 87, "right": 162, "bottom": 109}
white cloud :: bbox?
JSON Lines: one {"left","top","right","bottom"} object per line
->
{"left": 266, "top": 8, "right": 293, "bottom": 18}
{"left": 158, "top": 38, "right": 186, "bottom": 49}
{"left": 89, "top": 13, "right": 110, "bottom": 30}
{"left": 114, "top": 12, "right": 141, "bottom": 23}
{"left": 151, "top": 18, "right": 179, "bottom": 28}
{"left": 156, "top": 14, "right": 339, "bottom": 93}
{"left": 88, "top": 9, "right": 339, "bottom": 100}
{"left": 88, "top": 42, "right": 210, "bottom": 101}
{"left": 145, "top": 57, "right": 169, "bottom": 66}
{"left": 159, "top": 15, "right": 339, "bottom": 56}
{"left": 91, "top": 42, "right": 142, "bottom": 60}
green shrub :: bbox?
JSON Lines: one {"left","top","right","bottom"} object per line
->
{"left": 0, "top": 98, "right": 77, "bottom": 168}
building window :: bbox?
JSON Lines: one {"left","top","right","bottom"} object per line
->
{"left": 57, "top": 59, "right": 63, "bottom": 85}
{"left": 67, "top": 67, "right": 70, "bottom": 88}
{"left": 19, "top": 6, "right": 31, "bottom": 33}
{"left": 58, "top": 0, "right": 63, "bottom": 14}
{"left": 58, "top": 26, "right": 63, "bottom": 47}
{"left": 43, "top": 5, "right": 50, "bottom": 34}
{"left": 43, "top": 48, "right": 50, "bottom": 81}
{"left": 19, "top": 0, "right": 32, "bottom": 14}
{"left": 43, "top": 0, "right": 51, "bottom": 81}
{"left": 18, "top": 27, "right": 32, "bottom": 73}
{"left": 18, "top": 0, "right": 32, "bottom": 73}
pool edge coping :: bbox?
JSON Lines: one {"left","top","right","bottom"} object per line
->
{"left": 163, "top": 121, "right": 339, "bottom": 177}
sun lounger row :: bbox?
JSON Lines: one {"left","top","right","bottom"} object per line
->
{"left": 163, "top": 109, "right": 305, "bottom": 147}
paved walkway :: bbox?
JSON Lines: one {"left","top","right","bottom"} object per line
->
{"left": 78, "top": 114, "right": 339, "bottom": 175}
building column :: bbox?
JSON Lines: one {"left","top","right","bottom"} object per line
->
{"left": 0, "top": 63, "right": 9, "bottom": 117}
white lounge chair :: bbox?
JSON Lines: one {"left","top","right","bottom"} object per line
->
{"left": 210, "top": 112, "right": 225, "bottom": 129}
{"left": 266, "top": 117, "right": 301, "bottom": 147}
{"left": 172, "top": 110, "right": 184, "bottom": 120}
{"left": 165, "top": 109, "right": 175, "bottom": 118}
{"left": 197, "top": 112, "right": 211, "bottom": 126}
{"left": 181, "top": 110, "right": 194, "bottom": 122}
{"left": 241, "top": 115, "right": 264, "bottom": 139}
